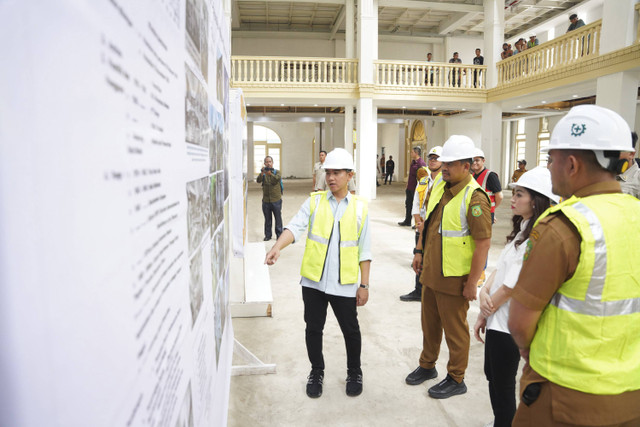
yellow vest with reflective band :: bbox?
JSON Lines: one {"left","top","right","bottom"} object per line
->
{"left": 417, "top": 170, "right": 441, "bottom": 213}
{"left": 300, "top": 191, "right": 368, "bottom": 284}
{"left": 424, "top": 176, "right": 487, "bottom": 277}
{"left": 530, "top": 193, "right": 640, "bottom": 395}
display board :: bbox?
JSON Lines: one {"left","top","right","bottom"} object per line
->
{"left": 0, "top": 0, "right": 234, "bottom": 425}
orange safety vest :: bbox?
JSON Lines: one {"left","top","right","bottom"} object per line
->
{"left": 475, "top": 168, "right": 496, "bottom": 213}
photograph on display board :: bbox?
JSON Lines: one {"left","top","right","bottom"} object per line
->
{"left": 216, "top": 49, "right": 223, "bottom": 104}
{"left": 209, "top": 174, "right": 218, "bottom": 233}
{"left": 213, "top": 288, "right": 222, "bottom": 367}
{"left": 215, "top": 110, "right": 224, "bottom": 172}
{"left": 214, "top": 228, "right": 224, "bottom": 285}
{"left": 186, "top": 176, "right": 211, "bottom": 256}
{"left": 176, "top": 382, "right": 195, "bottom": 427}
{"left": 189, "top": 248, "right": 204, "bottom": 327}
{"left": 210, "top": 238, "right": 218, "bottom": 301}
{"left": 185, "top": 0, "right": 208, "bottom": 82}
{"left": 223, "top": 135, "right": 229, "bottom": 200}
{"left": 215, "top": 171, "right": 224, "bottom": 230}
{"left": 185, "top": 65, "right": 209, "bottom": 148}
{"left": 207, "top": 104, "right": 217, "bottom": 174}
{"left": 223, "top": 66, "right": 229, "bottom": 126}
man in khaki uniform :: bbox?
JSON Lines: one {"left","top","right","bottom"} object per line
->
{"left": 406, "top": 135, "right": 492, "bottom": 399}
{"left": 509, "top": 105, "right": 640, "bottom": 426}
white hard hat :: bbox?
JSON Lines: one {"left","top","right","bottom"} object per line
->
{"left": 545, "top": 105, "right": 632, "bottom": 169}
{"left": 322, "top": 148, "right": 354, "bottom": 170}
{"left": 438, "top": 135, "right": 477, "bottom": 162}
{"left": 473, "top": 148, "right": 485, "bottom": 159}
{"left": 509, "top": 166, "right": 560, "bottom": 204}
{"left": 428, "top": 146, "right": 443, "bottom": 157}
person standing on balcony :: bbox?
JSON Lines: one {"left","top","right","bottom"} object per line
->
{"left": 426, "top": 52, "right": 435, "bottom": 85}
{"left": 501, "top": 43, "right": 513, "bottom": 60}
{"left": 566, "top": 13, "right": 585, "bottom": 32}
{"left": 385, "top": 155, "right": 395, "bottom": 184}
{"left": 399, "top": 147, "right": 427, "bottom": 226}
{"left": 473, "top": 48, "right": 484, "bottom": 88}
{"left": 527, "top": 35, "right": 539, "bottom": 49}
{"left": 448, "top": 52, "right": 462, "bottom": 87}
{"left": 313, "top": 150, "right": 327, "bottom": 191}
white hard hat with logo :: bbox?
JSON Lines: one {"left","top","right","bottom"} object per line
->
{"left": 438, "top": 135, "right": 477, "bottom": 162}
{"left": 428, "top": 146, "right": 443, "bottom": 158}
{"left": 509, "top": 166, "right": 560, "bottom": 204}
{"left": 322, "top": 148, "right": 354, "bottom": 170}
{"left": 544, "top": 105, "right": 632, "bottom": 168}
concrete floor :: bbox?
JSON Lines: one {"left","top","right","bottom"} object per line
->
{"left": 229, "top": 178, "right": 518, "bottom": 427}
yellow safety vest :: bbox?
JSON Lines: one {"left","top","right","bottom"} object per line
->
{"left": 416, "top": 170, "right": 439, "bottom": 211}
{"left": 424, "top": 176, "right": 487, "bottom": 276}
{"left": 530, "top": 193, "right": 640, "bottom": 395}
{"left": 300, "top": 191, "right": 368, "bottom": 284}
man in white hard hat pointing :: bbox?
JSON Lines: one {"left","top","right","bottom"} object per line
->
{"left": 406, "top": 135, "right": 492, "bottom": 399}
{"left": 509, "top": 105, "right": 640, "bottom": 426}
{"left": 265, "top": 148, "right": 371, "bottom": 399}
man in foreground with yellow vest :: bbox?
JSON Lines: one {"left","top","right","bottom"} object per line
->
{"left": 400, "top": 145, "right": 443, "bottom": 302}
{"left": 265, "top": 148, "right": 371, "bottom": 399}
{"left": 406, "top": 135, "right": 492, "bottom": 398}
{"left": 509, "top": 105, "right": 640, "bottom": 426}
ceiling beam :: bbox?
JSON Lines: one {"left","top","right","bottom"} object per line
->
{"left": 438, "top": 11, "right": 480, "bottom": 35}
{"left": 377, "top": 1, "right": 483, "bottom": 13}
{"left": 236, "top": 0, "right": 345, "bottom": 4}
{"left": 329, "top": 5, "right": 346, "bottom": 40}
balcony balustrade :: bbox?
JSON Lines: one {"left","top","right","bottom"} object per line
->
{"left": 374, "top": 60, "right": 486, "bottom": 90}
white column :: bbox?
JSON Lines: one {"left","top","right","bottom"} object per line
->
{"left": 345, "top": 0, "right": 355, "bottom": 58}
{"left": 481, "top": 103, "right": 504, "bottom": 181}
{"left": 344, "top": 106, "right": 354, "bottom": 154}
{"left": 483, "top": 0, "right": 504, "bottom": 89}
{"left": 596, "top": 72, "right": 640, "bottom": 129}
{"left": 599, "top": 0, "right": 636, "bottom": 54}
{"left": 356, "top": 0, "right": 377, "bottom": 200}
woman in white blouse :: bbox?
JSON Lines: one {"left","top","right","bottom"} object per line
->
{"left": 473, "top": 167, "right": 559, "bottom": 427}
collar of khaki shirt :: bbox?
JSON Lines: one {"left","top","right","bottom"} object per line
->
{"left": 444, "top": 173, "right": 473, "bottom": 198}
{"left": 573, "top": 180, "right": 621, "bottom": 198}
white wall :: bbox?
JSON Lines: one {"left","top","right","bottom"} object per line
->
{"left": 378, "top": 40, "right": 438, "bottom": 61}
{"left": 448, "top": 117, "right": 482, "bottom": 147}
{"left": 232, "top": 37, "right": 336, "bottom": 57}
{"left": 257, "top": 122, "right": 316, "bottom": 178}
{"left": 378, "top": 123, "right": 401, "bottom": 180}
{"left": 446, "top": 36, "right": 485, "bottom": 65}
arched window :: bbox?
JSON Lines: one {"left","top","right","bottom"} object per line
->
{"left": 253, "top": 125, "right": 282, "bottom": 175}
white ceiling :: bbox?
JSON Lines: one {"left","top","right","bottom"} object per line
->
{"left": 232, "top": 0, "right": 584, "bottom": 39}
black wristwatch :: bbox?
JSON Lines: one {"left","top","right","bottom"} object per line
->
{"left": 359, "top": 284, "right": 369, "bottom": 289}
{"left": 413, "top": 248, "right": 423, "bottom": 255}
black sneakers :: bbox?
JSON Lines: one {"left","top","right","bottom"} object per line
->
{"left": 400, "top": 289, "right": 422, "bottom": 302}
{"left": 428, "top": 374, "right": 467, "bottom": 399}
{"left": 405, "top": 366, "right": 438, "bottom": 385}
{"left": 346, "top": 372, "right": 363, "bottom": 397}
{"left": 306, "top": 370, "right": 324, "bottom": 398}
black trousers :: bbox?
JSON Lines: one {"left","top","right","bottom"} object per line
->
{"left": 484, "top": 329, "right": 520, "bottom": 427}
{"left": 262, "top": 199, "right": 282, "bottom": 239}
{"left": 385, "top": 171, "right": 393, "bottom": 184}
{"left": 404, "top": 189, "right": 414, "bottom": 224}
{"left": 302, "top": 286, "right": 361, "bottom": 374}
{"left": 414, "top": 231, "right": 421, "bottom": 292}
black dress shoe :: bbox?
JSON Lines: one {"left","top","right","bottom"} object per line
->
{"left": 405, "top": 366, "right": 438, "bottom": 385}
{"left": 346, "top": 372, "right": 363, "bottom": 396}
{"left": 306, "top": 370, "right": 324, "bottom": 398}
{"left": 398, "top": 221, "right": 411, "bottom": 226}
{"left": 264, "top": 237, "right": 271, "bottom": 241}
{"left": 428, "top": 374, "right": 467, "bottom": 399}
{"left": 400, "top": 289, "right": 422, "bottom": 302}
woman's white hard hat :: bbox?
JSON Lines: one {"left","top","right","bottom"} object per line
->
{"left": 438, "top": 135, "right": 477, "bottom": 162}
{"left": 322, "top": 148, "right": 355, "bottom": 170}
{"left": 509, "top": 166, "right": 560, "bottom": 204}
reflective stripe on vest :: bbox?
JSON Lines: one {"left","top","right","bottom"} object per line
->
{"left": 424, "top": 177, "right": 486, "bottom": 276}
{"left": 475, "top": 168, "right": 496, "bottom": 212}
{"left": 300, "top": 191, "right": 367, "bottom": 284}
{"left": 530, "top": 194, "right": 640, "bottom": 395}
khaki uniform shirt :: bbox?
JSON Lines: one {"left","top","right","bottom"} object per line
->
{"left": 512, "top": 180, "right": 640, "bottom": 425}
{"left": 511, "top": 168, "right": 526, "bottom": 183}
{"left": 418, "top": 174, "right": 492, "bottom": 296}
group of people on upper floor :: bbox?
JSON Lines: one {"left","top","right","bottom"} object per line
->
{"left": 501, "top": 13, "right": 586, "bottom": 60}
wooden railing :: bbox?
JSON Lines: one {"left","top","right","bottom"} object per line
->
{"left": 497, "top": 20, "right": 602, "bottom": 85}
{"left": 374, "top": 60, "right": 487, "bottom": 89}
{"left": 231, "top": 56, "right": 359, "bottom": 85}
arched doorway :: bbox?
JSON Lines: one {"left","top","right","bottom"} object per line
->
{"left": 404, "top": 120, "right": 427, "bottom": 179}
{"left": 253, "top": 125, "right": 282, "bottom": 175}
